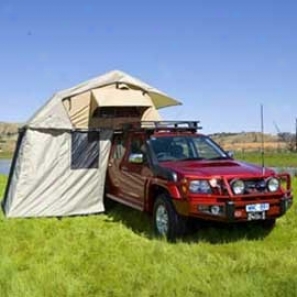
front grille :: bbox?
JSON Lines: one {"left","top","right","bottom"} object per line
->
{"left": 220, "top": 178, "right": 268, "bottom": 196}
{"left": 244, "top": 179, "right": 266, "bottom": 194}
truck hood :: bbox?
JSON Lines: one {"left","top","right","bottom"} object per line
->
{"left": 160, "top": 159, "right": 275, "bottom": 178}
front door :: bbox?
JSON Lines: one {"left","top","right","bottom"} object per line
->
{"left": 118, "top": 133, "right": 152, "bottom": 210}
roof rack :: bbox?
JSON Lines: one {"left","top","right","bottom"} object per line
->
{"left": 121, "top": 121, "right": 202, "bottom": 133}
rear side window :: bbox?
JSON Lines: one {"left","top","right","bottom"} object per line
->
{"left": 71, "top": 131, "right": 100, "bottom": 169}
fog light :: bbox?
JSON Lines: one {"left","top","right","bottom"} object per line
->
{"left": 234, "top": 210, "right": 243, "bottom": 218}
{"left": 210, "top": 205, "right": 221, "bottom": 215}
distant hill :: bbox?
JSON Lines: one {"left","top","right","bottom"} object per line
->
{"left": 210, "top": 132, "right": 278, "bottom": 143}
{"left": 0, "top": 122, "right": 21, "bottom": 154}
{"left": 210, "top": 132, "right": 286, "bottom": 152}
{"left": 0, "top": 122, "right": 20, "bottom": 135}
{"left": 0, "top": 121, "right": 290, "bottom": 155}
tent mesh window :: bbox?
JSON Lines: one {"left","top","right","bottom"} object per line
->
{"left": 92, "top": 106, "right": 143, "bottom": 118}
{"left": 71, "top": 131, "right": 100, "bottom": 169}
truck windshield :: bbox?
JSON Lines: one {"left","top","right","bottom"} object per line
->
{"left": 149, "top": 135, "right": 229, "bottom": 162}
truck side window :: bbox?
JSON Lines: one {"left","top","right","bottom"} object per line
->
{"left": 129, "top": 137, "right": 147, "bottom": 163}
{"left": 113, "top": 135, "right": 126, "bottom": 160}
{"left": 131, "top": 138, "right": 143, "bottom": 154}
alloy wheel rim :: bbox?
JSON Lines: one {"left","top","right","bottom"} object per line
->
{"left": 155, "top": 204, "right": 169, "bottom": 236}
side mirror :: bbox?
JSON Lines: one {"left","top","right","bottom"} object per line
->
{"left": 226, "top": 151, "right": 234, "bottom": 159}
{"left": 128, "top": 153, "right": 144, "bottom": 164}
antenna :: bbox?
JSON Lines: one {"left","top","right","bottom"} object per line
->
{"left": 261, "top": 104, "right": 265, "bottom": 175}
{"left": 295, "top": 117, "right": 297, "bottom": 152}
{"left": 273, "top": 121, "right": 281, "bottom": 135}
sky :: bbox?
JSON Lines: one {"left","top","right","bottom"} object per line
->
{"left": 0, "top": 0, "right": 297, "bottom": 134}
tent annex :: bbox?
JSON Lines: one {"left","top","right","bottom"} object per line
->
{"left": 2, "top": 70, "right": 181, "bottom": 218}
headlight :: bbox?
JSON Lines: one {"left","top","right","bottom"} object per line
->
{"left": 189, "top": 180, "right": 211, "bottom": 194}
{"left": 231, "top": 179, "right": 245, "bottom": 195}
{"left": 267, "top": 177, "right": 280, "bottom": 192}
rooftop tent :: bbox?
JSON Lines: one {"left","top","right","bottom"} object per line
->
{"left": 3, "top": 70, "right": 181, "bottom": 218}
{"left": 63, "top": 83, "right": 163, "bottom": 129}
{"left": 27, "top": 70, "right": 181, "bottom": 129}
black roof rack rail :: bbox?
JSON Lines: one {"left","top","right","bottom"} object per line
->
{"left": 120, "top": 121, "right": 202, "bottom": 132}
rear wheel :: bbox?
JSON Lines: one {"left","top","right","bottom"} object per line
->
{"left": 153, "top": 194, "right": 187, "bottom": 241}
{"left": 103, "top": 194, "right": 117, "bottom": 212}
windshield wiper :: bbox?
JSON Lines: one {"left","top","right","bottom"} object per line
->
{"left": 208, "top": 156, "right": 230, "bottom": 161}
{"left": 180, "top": 157, "right": 205, "bottom": 161}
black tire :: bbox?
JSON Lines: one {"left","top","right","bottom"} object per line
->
{"left": 153, "top": 194, "right": 187, "bottom": 241}
{"left": 103, "top": 195, "right": 117, "bottom": 212}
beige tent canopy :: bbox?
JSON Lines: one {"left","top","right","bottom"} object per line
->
{"left": 3, "top": 70, "right": 181, "bottom": 218}
{"left": 28, "top": 69, "right": 181, "bottom": 129}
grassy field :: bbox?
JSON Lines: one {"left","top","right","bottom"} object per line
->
{"left": 0, "top": 175, "right": 297, "bottom": 296}
{"left": 236, "top": 152, "right": 297, "bottom": 168}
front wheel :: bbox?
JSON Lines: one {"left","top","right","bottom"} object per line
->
{"left": 153, "top": 194, "right": 187, "bottom": 241}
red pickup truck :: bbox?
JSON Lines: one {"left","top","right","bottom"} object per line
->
{"left": 105, "top": 121, "right": 293, "bottom": 240}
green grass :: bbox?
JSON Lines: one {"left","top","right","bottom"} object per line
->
{"left": 236, "top": 152, "right": 297, "bottom": 167}
{"left": 0, "top": 174, "right": 297, "bottom": 297}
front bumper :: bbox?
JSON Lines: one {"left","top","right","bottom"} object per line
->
{"left": 225, "top": 196, "right": 293, "bottom": 221}
{"left": 182, "top": 173, "right": 293, "bottom": 222}
{"left": 188, "top": 195, "right": 293, "bottom": 222}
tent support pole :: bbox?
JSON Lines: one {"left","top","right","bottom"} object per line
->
{"left": 2, "top": 128, "right": 27, "bottom": 214}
